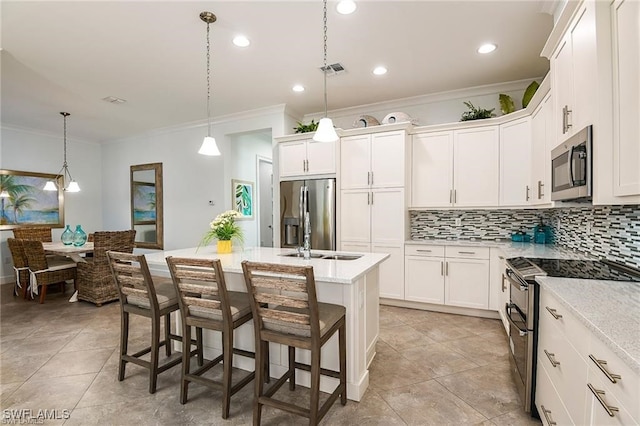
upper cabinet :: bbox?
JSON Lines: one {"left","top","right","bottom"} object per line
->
{"left": 278, "top": 136, "right": 335, "bottom": 179}
{"left": 551, "top": 1, "right": 597, "bottom": 144}
{"left": 500, "top": 117, "right": 532, "bottom": 206}
{"left": 340, "top": 130, "right": 406, "bottom": 190}
{"left": 611, "top": 0, "right": 640, "bottom": 197}
{"left": 530, "top": 93, "right": 553, "bottom": 205}
{"left": 410, "top": 132, "right": 454, "bottom": 207}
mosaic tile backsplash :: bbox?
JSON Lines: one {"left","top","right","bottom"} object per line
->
{"left": 410, "top": 205, "right": 640, "bottom": 269}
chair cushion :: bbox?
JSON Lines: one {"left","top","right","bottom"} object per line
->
{"left": 188, "top": 290, "right": 251, "bottom": 322}
{"left": 126, "top": 277, "right": 178, "bottom": 311}
{"left": 46, "top": 257, "right": 78, "bottom": 271}
{"left": 263, "top": 302, "right": 345, "bottom": 338}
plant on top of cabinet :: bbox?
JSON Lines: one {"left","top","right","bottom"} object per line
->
{"left": 460, "top": 101, "right": 496, "bottom": 121}
{"left": 293, "top": 119, "right": 319, "bottom": 134}
{"left": 522, "top": 80, "right": 540, "bottom": 108}
{"left": 499, "top": 94, "right": 516, "bottom": 115}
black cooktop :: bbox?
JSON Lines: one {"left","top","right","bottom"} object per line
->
{"left": 508, "top": 257, "right": 640, "bottom": 282}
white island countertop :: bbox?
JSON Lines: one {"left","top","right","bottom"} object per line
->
{"left": 145, "top": 246, "right": 389, "bottom": 284}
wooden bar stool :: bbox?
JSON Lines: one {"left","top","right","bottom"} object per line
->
{"left": 241, "top": 260, "right": 347, "bottom": 426}
{"left": 166, "top": 256, "right": 266, "bottom": 419}
{"left": 107, "top": 251, "right": 195, "bottom": 394}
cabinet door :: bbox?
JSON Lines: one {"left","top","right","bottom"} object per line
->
{"left": 453, "top": 127, "right": 499, "bottom": 207}
{"left": 279, "top": 140, "right": 307, "bottom": 177}
{"left": 612, "top": 0, "right": 640, "bottom": 196}
{"left": 373, "top": 245, "right": 404, "bottom": 300}
{"left": 306, "top": 140, "right": 336, "bottom": 175}
{"left": 371, "top": 131, "right": 405, "bottom": 188}
{"left": 552, "top": 36, "right": 574, "bottom": 142}
{"left": 445, "top": 259, "right": 489, "bottom": 309}
{"left": 340, "top": 134, "right": 371, "bottom": 189}
{"left": 340, "top": 242, "right": 371, "bottom": 253}
{"left": 370, "top": 188, "right": 404, "bottom": 244}
{"left": 531, "top": 94, "right": 552, "bottom": 204}
{"left": 411, "top": 132, "right": 454, "bottom": 207}
{"left": 405, "top": 256, "right": 445, "bottom": 304}
{"left": 570, "top": 2, "right": 597, "bottom": 134}
{"left": 340, "top": 190, "right": 371, "bottom": 243}
{"left": 500, "top": 118, "right": 532, "bottom": 206}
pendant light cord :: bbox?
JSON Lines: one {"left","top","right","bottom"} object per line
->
{"left": 61, "top": 112, "right": 74, "bottom": 183}
{"left": 206, "top": 21, "right": 212, "bottom": 137}
{"left": 323, "top": 0, "right": 328, "bottom": 118}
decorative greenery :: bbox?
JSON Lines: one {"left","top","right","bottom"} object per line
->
{"left": 460, "top": 101, "right": 496, "bottom": 121}
{"left": 293, "top": 119, "right": 319, "bottom": 134}
{"left": 499, "top": 94, "right": 516, "bottom": 115}
{"left": 522, "top": 81, "right": 540, "bottom": 108}
{"left": 200, "top": 210, "right": 244, "bottom": 246}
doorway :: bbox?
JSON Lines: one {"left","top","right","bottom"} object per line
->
{"left": 257, "top": 156, "right": 273, "bottom": 247}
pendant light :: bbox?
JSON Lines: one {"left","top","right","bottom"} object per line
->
{"left": 198, "top": 11, "right": 221, "bottom": 156}
{"left": 44, "top": 112, "right": 81, "bottom": 192}
{"left": 313, "top": 0, "right": 339, "bottom": 143}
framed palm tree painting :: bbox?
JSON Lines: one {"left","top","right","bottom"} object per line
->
{"left": 0, "top": 169, "right": 64, "bottom": 230}
{"left": 232, "top": 179, "right": 254, "bottom": 220}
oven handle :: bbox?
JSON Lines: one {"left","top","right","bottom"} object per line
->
{"left": 505, "top": 303, "right": 528, "bottom": 337}
{"left": 505, "top": 268, "right": 528, "bottom": 292}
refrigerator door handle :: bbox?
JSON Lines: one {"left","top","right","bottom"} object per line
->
{"left": 299, "top": 185, "right": 305, "bottom": 230}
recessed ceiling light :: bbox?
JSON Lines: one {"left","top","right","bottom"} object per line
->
{"left": 233, "top": 35, "right": 250, "bottom": 47}
{"left": 478, "top": 43, "right": 497, "bottom": 54}
{"left": 102, "top": 96, "right": 126, "bottom": 104}
{"left": 292, "top": 85, "right": 305, "bottom": 92}
{"left": 373, "top": 66, "right": 387, "bottom": 76}
{"left": 336, "top": 0, "right": 357, "bottom": 15}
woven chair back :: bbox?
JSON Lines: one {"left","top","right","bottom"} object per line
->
{"left": 93, "top": 230, "right": 136, "bottom": 264}
{"left": 241, "top": 261, "right": 320, "bottom": 338}
{"left": 7, "top": 238, "right": 28, "bottom": 269}
{"left": 21, "top": 240, "right": 49, "bottom": 271}
{"left": 12, "top": 227, "right": 53, "bottom": 242}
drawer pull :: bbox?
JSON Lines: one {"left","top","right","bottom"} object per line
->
{"left": 544, "top": 350, "right": 560, "bottom": 367}
{"left": 545, "top": 306, "right": 563, "bottom": 320}
{"left": 540, "top": 405, "right": 557, "bottom": 425}
{"left": 458, "top": 251, "right": 476, "bottom": 255}
{"left": 588, "top": 383, "right": 619, "bottom": 417}
{"left": 589, "top": 355, "right": 622, "bottom": 383}
{"left": 416, "top": 249, "right": 432, "bottom": 253}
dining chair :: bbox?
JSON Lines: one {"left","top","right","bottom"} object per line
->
{"left": 77, "top": 230, "right": 136, "bottom": 306}
{"left": 241, "top": 261, "right": 347, "bottom": 426}
{"left": 107, "top": 251, "right": 195, "bottom": 394}
{"left": 12, "top": 227, "right": 53, "bottom": 242}
{"left": 7, "top": 238, "right": 29, "bottom": 298}
{"left": 22, "top": 240, "right": 77, "bottom": 303}
{"left": 166, "top": 256, "right": 266, "bottom": 419}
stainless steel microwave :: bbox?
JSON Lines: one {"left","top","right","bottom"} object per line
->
{"left": 551, "top": 125, "right": 592, "bottom": 201}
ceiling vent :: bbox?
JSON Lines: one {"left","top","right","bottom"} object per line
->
{"left": 102, "top": 96, "right": 127, "bottom": 104}
{"left": 320, "top": 63, "right": 346, "bottom": 76}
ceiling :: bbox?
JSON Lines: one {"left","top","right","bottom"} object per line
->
{"left": 1, "top": 1, "right": 554, "bottom": 142}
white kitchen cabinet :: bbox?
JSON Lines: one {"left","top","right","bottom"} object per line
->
{"left": 410, "top": 126, "right": 499, "bottom": 208}
{"left": 340, "top": 190, "right": 371, "bottom": 243}
{"left": 611, "top": 0, "right": 640, "bottom": 197}
{"left": 373, "top": 245, "right": 404, "bottom": 300}
{"left": 500, "top": 117, "right": 532, "bottom": 206}
{"left": 531, "top": 93, "right": 553, "bottom": 205}
{"left": 405, "top": 246, "right": 445, "bottom": 304}
{"left": 489, "top": 248, "right": 508, "bottom": 334}
{"left": 341, "top": 130, "right": 406, "bottom": 190}
{"left": 453, "top": 126, "right": 500, "bottom": 207}
{"left": 551, "top": 1, "right": 597, "bottom": 142}
{"left": 278, "top": 137, "right": 335, "bottom": 178}
{"left": 445, "top": 258, "right": 490, "bottom": 310}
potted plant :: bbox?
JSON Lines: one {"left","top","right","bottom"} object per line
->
{"left": 200, "top": 210, "right": 243, "bottom": 253}
{"left": 460, "top": 101, "right": 496, "bottom": 121}
{"left": 293, "top": 120, "right": 319, "bottom": 134}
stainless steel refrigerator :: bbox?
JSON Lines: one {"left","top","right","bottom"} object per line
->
{"left": 280, "top": 178, "right": 336, "bottom": 250}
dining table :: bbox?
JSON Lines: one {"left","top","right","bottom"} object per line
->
{"left": 43, "top": 241, "right": 94, "bottom": 263}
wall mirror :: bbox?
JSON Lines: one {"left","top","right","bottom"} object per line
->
{"left": 130, "top": 162, "right": 163, "bottom": 249}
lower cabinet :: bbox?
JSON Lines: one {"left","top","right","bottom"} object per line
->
{"left": 405, "top": 245, "right": 490, "bottom": 310}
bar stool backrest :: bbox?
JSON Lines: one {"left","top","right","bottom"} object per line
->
{"left": 106, "top": 251, "right": 159, "bottom": 313}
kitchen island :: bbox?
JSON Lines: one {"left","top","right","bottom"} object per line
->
{"left": 144, "top": 246, "right": 389, "bottom": 401}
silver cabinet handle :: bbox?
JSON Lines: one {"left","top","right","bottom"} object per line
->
{"left": 589, "top": 355, "right": 622, "bottom": 383}
{"left": 445, "top": 262, "right": 448, "bottom": 276}
{"left": 588, "top": 383, "right": 619, "bottom": 417}
{"left": 562, "top": 105, "right": 567, "bottom": 134}
{"left": 538, "top": 180, "right": 544, "bottom": 199}
{"left": 367, "top": 192, "right": 371, "bottom": 205}
{"left": 544, "top": 349, "right": 560, "bottom": 367}
{"left": 545, "top": 306, "right": 563, "bottom": 320}
{"left": 367, "top": 171, "right": 371, "bottom": 185}
{"left": 370, "top": 171, "right": 373, "bottom": 186}
{"left": 526, "top": 185, "right": 530, "bottom": 201}
{"left": 449, "top": 189, "right": 453, "bottom": 204}
{"left": 441, "top": 261, "right": 444, "bottom": 276}
{"left": 501, "top": 274, "right": 507, "bottom": 292}
{"left": 416, "top": 249, "right": 432, "bottom": 252}
{"left": 540, "top": 405, "right": 557, "bottom": 426}
{"left": 458, "top": 251, "right": 476, "bottom": 255}
{"left": 370, "top": 192, "right": 373, "bottom": 205}
{"left": 305, "top": 159, "right": 309, "bottom": 172}
{"left": 453, "top": 189, "right": 457, "bottom": 204}
{"left": 566, "top": 106, "right": 572, "bottom": 132}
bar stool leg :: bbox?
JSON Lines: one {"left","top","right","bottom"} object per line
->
{"left": 164, "top": 313, "right": 172, "bottom": 357}
{"left": 253, "top": 340, "right": 265, "bottom": 426}
{"left": 196, "top": 327, "right": 204, "bottom": 367}
{"left": 119, "top": 311, "right": 129, "bottom": 381}
{"left": 221, "top": 329, "right": 233, "bottom": 419}
{"left": 149, "top": 314, "right": 160, "bottom": 394}
{"left": 180, "top": 324, "right": 192, "bottom": 404}
{"left": 309, "top": 347, "right": 321, "bottom": 425}
{"left": 288, "top": 345, "right": 296, "bottom": 390}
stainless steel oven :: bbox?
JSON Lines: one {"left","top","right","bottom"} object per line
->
{"left": 551, "top": 125, "right": 592, "bottom": 201}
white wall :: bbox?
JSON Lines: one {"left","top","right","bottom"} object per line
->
{"left": 0, "top": 125, "right": 102, "bottom": 282}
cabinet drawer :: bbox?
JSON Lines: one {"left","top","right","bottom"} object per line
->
{"left": 445, "top": 246, "right": 490, "bottom": 260}
{"left": 588, "top": 335, "right": 640, "bottom": 422}
{"left": 536, "top": 363, "right": 574, "bottom": 426}
{"left": 587, "top": 366, "right": 637, "bottom": 426}
{"left": 537, "top": 319, "right": 588, "bottom": 424}
{"left": 405, "top": 245, "right": 445, "bottom": 257}
{"left": 539, "top": 289, "right": 590, "bottom": 356}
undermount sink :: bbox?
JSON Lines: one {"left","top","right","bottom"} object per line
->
{"left": 321, "top": 254, "right": 363, "bottom": 261}
{"left": 279, "top": 252, "right": 324, "bottom": 258}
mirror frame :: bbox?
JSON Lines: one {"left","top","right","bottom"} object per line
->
{"left": 130, "top": 162, "right": 163, "bottom": 249}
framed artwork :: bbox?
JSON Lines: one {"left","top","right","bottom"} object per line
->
{"left": 232, "top": 179, "right": 254, "bottom": 220}
{"left": 132, "top": 181, "right": 156, "bottom": 225}
{"left": 0, "top": 169, "right": 64, "bottom": 230}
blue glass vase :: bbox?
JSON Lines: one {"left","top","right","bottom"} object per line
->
{"left": 61, "top": 225, "right": 74, "bottom": 245}
{"left": 72, "top": 225, "right": 88, "bottom": 247}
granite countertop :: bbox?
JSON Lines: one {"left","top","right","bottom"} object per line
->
{"left": 405, "top": 239, "right": 594, "bottom": 260}
{"left": 144, "top": 246, "right": 389, "bottom": 284}
{"left": 536, "top": 276, "right": 640, "bottom": 374}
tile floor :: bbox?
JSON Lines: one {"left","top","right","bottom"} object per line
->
{"left": 0, "top": 285, "right": 541, "bottom": 425}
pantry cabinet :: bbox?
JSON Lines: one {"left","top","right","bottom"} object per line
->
{"left": 500, "top": 117, "right": 532, "bottom": 206}
{"left": 278, "top": 136, "right": 335, "bottom": 178}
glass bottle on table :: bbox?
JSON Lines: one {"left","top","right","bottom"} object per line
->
{"left": 72, "top": 225, "right": 88, "bottom": 247}
{"left": 61, "top": 225, "right": 74, "bottom": 245}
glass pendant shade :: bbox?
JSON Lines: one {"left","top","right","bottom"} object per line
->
{"left": 66, "top": 181, "right": 81, "bottom": 192}
{"left": 313, "top": 118, "right": 339, "bottom": 142}
{"left": 0, "top": 190, "right": 9, "bottom": 198}
{"left": 43, "top": 181, "right": 57, "bottom": 191}
{"left": 198, "top": 136, "right": 221, "bottom": 156}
